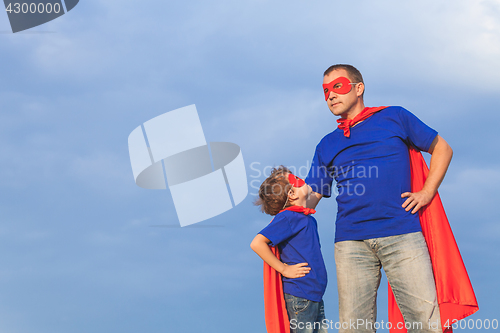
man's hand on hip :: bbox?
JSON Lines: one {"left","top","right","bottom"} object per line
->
{"left": 402, "top": 135, "right": 453, "bottom": 214}
{"left": 401, "top": 189, "right": 434, "bottom": 214}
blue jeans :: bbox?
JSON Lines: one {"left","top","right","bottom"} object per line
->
{"left": 335, "top": 232, "right": 442, "bottom": 333}
{"left": 285, "top": 293, "right": 328, "bottom": 333}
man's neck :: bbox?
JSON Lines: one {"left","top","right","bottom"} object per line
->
{"left": 341, "top": 100, "right": 365, "bottom": 120}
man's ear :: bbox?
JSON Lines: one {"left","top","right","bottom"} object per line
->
{"left": 356, "top": 82, "right": 365, "bottom": 97}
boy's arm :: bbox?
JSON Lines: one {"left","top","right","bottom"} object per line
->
{"left": 402, "top": 134, "right": 453, "bottom": 214}
{"left": 250, "top": 234, "right": 311, "bottom": 279}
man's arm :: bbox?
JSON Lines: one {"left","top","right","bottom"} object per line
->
{"left": 250, "top": 234, "right": 311, "bottom": 278}
{"left": 401, "top": 134, "right": 453, "bottom": 214}
{"left": 306, "top": 191, "right": 323, "bottom": 210}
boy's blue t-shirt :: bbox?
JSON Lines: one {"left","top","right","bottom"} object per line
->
{"left": 259, "top": 210, "right": 327, "bottom": 302}
{"left": 305, "top": 106, "right": 438, "bottom": 242}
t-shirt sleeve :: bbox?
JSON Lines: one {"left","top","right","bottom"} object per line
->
{"left": 258, "top": 214, "right": 296, "bottom": 247}
{"left": 305, "top": 144, "right": 334, "bottom": 198}
{"left": 398, "top": 107, "right": 438, "bottom": 152}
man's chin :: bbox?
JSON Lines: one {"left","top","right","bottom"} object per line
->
{"left": 330, "top": 109, "right": 345, "bottom": 116}
{"left": 328, "top": 104, "right": 343, "bottom": 115}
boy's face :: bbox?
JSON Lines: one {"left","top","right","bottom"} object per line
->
{"left": 294, "top": 181, "right": 312, "bottom": 201}
{"left": 288, "top": 174, "right": 312, "bottom": 202}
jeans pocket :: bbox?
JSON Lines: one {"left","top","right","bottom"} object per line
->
{"left": 292, "top": 297, "right": 311, "bottom": 314}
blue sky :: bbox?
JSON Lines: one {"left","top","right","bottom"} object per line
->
{"left": 0, "top": 1, "right": 499, "bottom": 332}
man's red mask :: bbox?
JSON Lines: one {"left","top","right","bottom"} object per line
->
{"left": 288, "top": 173, "right": 305, "bottom": 187}
{"left": 322, "top": 76, "right": 357, "bottom": 101}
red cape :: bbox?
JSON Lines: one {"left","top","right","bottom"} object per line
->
{"left": 263, "top": 244, "right": 290, "bottom": 333}
{"left": 388, "top": 147, "right": 479, "bottom": 333}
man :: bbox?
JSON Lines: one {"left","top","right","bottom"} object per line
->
{"left": 305, "top": 64, "right": 453, "bottom": 333}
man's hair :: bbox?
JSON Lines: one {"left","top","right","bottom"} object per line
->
{"left": 324, "top": 64, "right": 365, "bottom": 97}
{"left": 324, "top": 64, "right": 364, "bottom": 83}
{"left": 254, "top": 166, "right": 293, "bottom": 216}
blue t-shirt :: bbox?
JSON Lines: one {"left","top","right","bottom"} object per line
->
{"left": 305, "top": 106, "right": 438, "bottom": 242}
{"left": 258, "top": 210, "right": 327, "bottom": 302}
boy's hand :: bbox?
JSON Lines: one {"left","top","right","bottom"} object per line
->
{"left": 250, "top": 235, "right": 311, "bottom": 279}
{"left": 281, "top": 263, "right": 311, "bottom": 279}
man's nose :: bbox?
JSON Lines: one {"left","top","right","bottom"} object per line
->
{"left": 328, "top": 90, "right": 337, "bottom": 100}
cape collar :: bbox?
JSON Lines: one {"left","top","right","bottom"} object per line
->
{"left": 337, "top": 106, "right": 388, "bottom": 137}
{"left": 279, "top": 205, "right": 316, "bottom": 216}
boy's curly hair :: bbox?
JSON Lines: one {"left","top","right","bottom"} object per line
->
{"left": 254, "top": 166, "right": 293, "bottom": 216}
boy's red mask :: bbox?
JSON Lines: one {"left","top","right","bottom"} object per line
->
{"left": 288, "top": 173, "right": 305, "bottom": 187}
{"left": 322, "top": 76, "right": 357, "bottom": 100}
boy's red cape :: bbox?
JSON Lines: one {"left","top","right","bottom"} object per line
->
{"left": 262, "top": 107, "right": 478, "bottom": 333}
{"left": 264, "top": 243, "right": 290, "bottom": 333}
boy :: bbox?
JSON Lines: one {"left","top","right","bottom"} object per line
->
{"left": 251, "top": 166, "right": 328, "bottom": 333}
